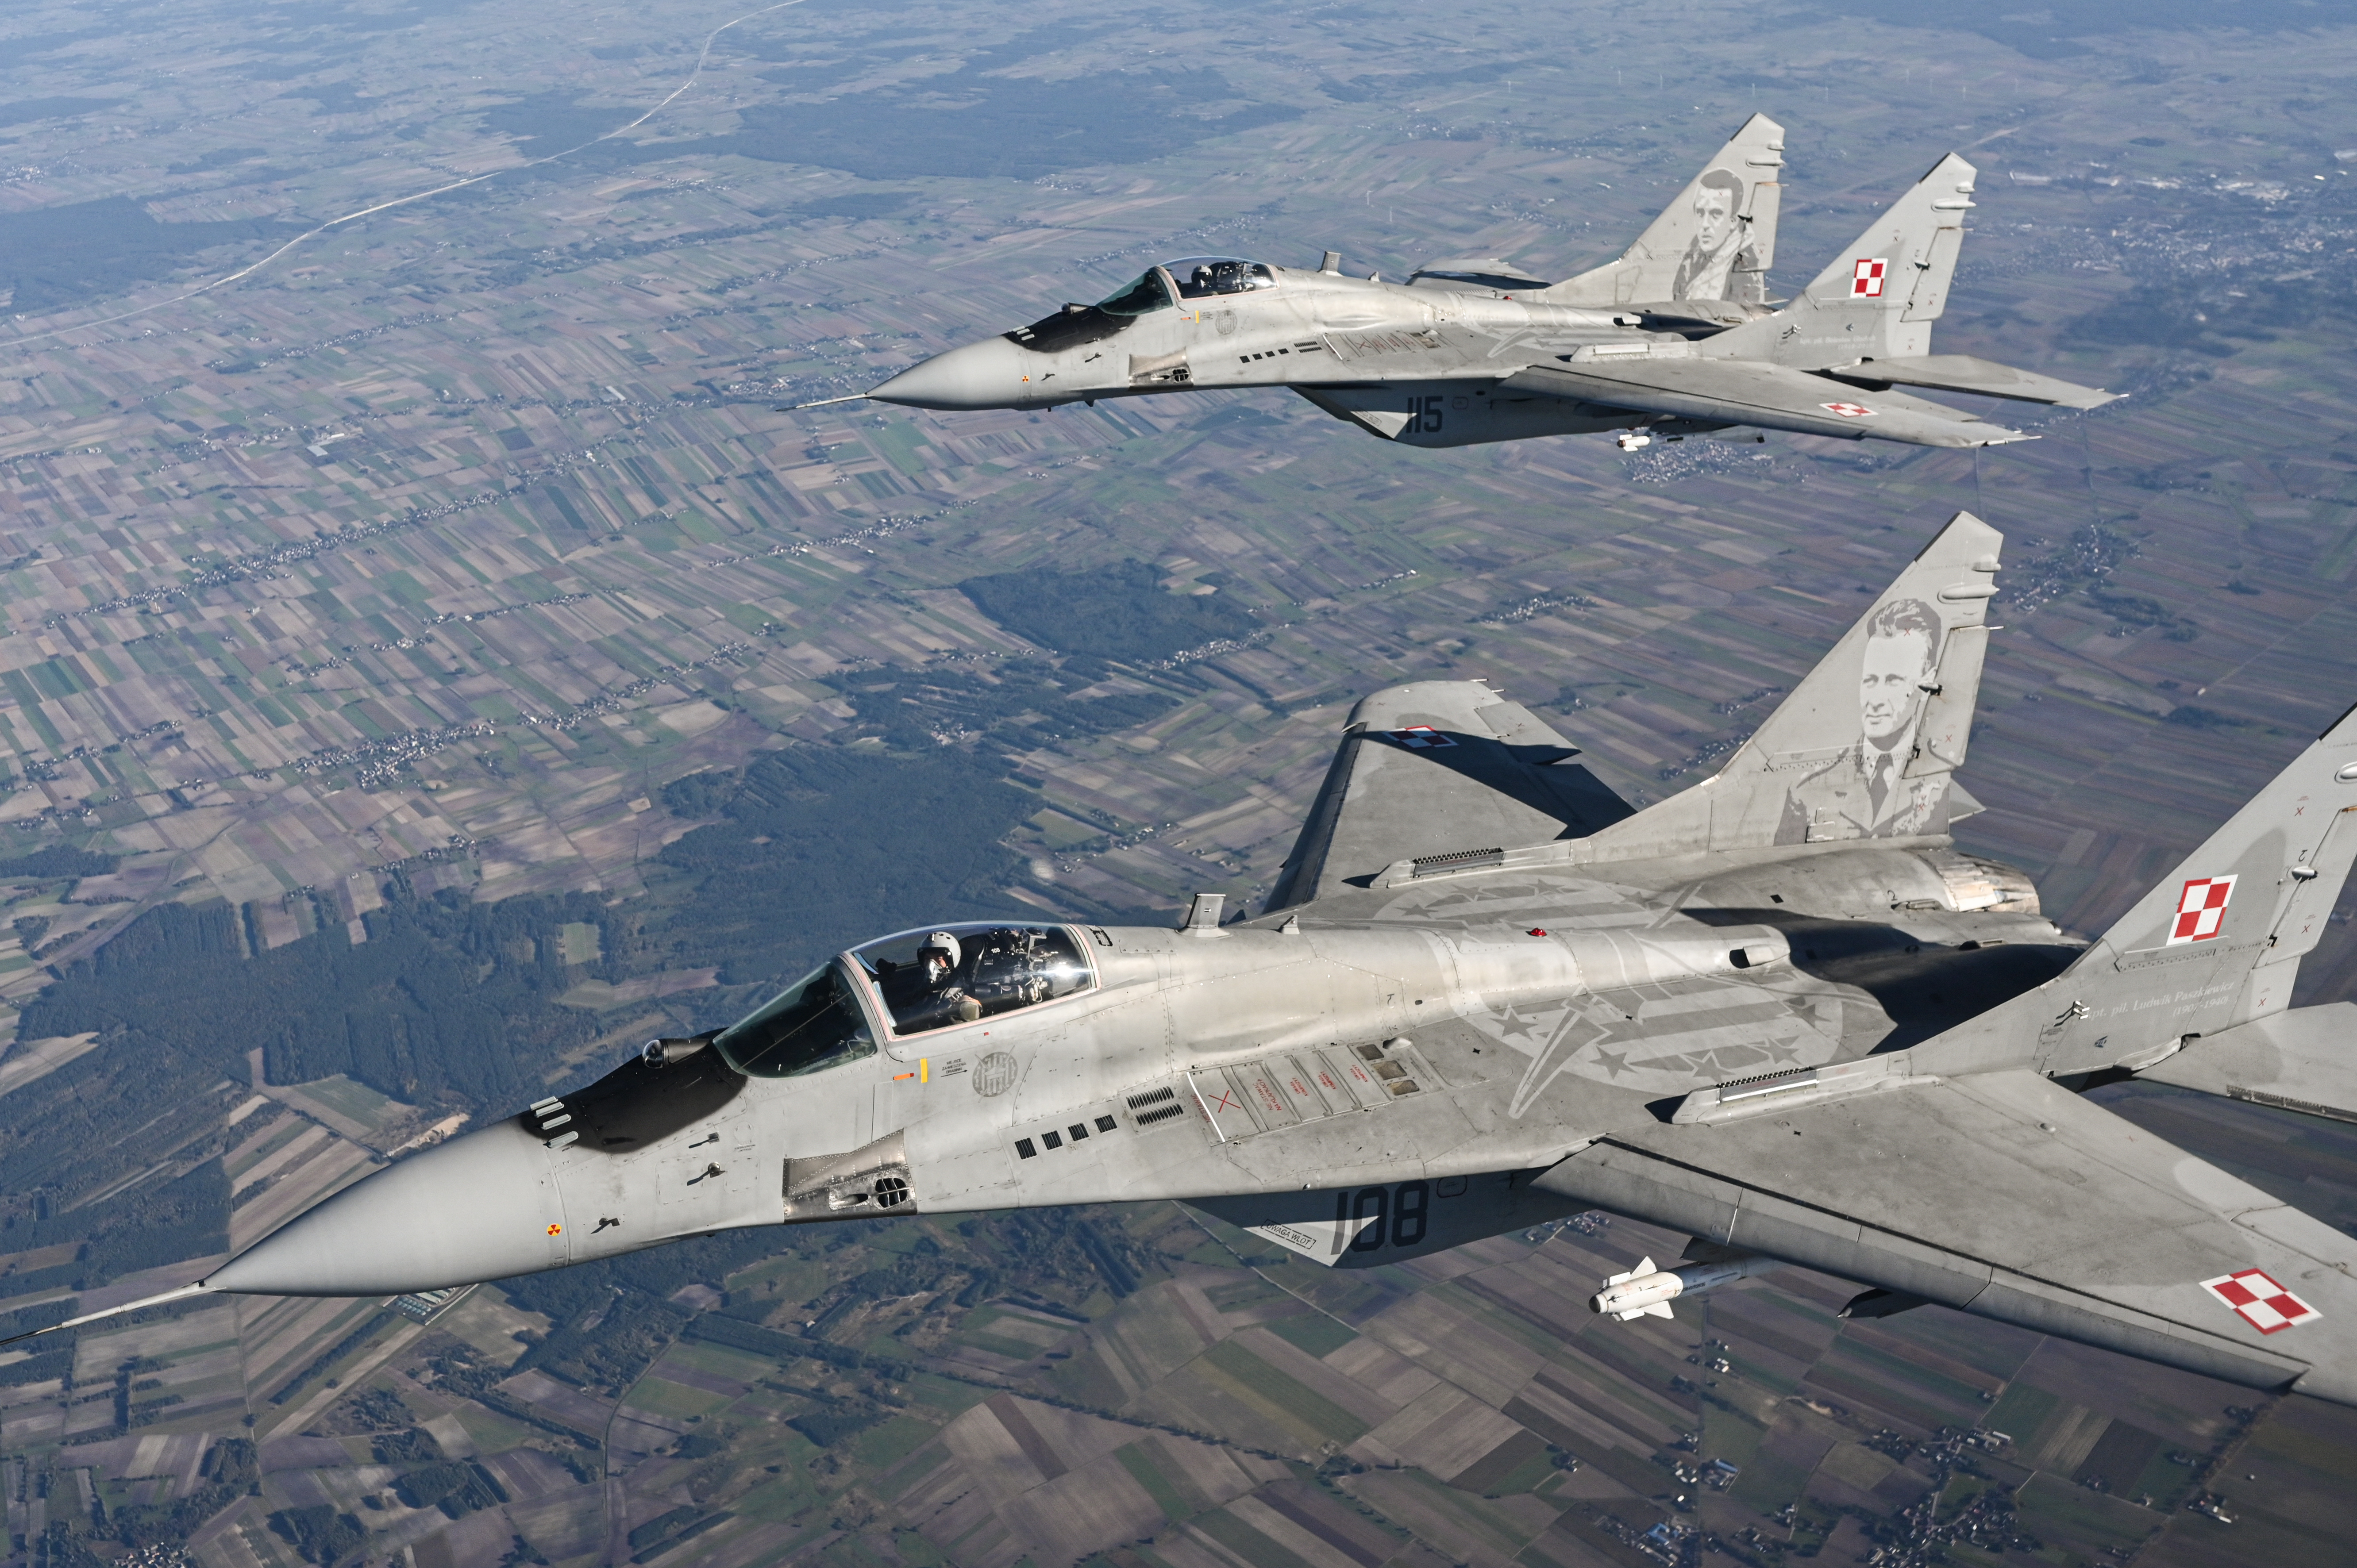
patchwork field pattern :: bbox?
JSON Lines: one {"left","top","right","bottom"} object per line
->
{"left": 1, "top": 0, "right": 2357, "bottom": 1561}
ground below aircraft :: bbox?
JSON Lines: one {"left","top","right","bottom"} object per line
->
{"left": 32, "top": 513, "right": 2357, "bottom": 1412}
{"left": 843, "top": 115, "right": 2117, "bottom": 451}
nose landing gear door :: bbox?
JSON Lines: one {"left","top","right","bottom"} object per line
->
{"left": 659, "top": 1111, "right": 756, "bottom": 1227}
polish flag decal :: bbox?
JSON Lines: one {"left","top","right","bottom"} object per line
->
{"left": 2167, "top": 875, "right": 2236, "bottom": 945}
{"left": 2202, "top": 1268, "right": 2320, "bottom": 1335}
{"left": 1851, "top": 258, "right": 1888, "bottom": 297}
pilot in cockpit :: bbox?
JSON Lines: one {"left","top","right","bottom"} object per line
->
{"left": 1189, "top": 261, "right": 1247, "bottom": 296}
{"left": 879, "top": 931, "right": 984, "bottom": 1033}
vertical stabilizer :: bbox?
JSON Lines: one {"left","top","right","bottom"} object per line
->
{"left": 1583, "top": 512, "right": 2003, "bottom": 861}
{"left": 1543, "top": 113, "right": 1786, "bottom": 308}
{"left": 1703, "top": 153, "right": 1976, "bottom": 369}
{"left": 2075, "top": 704, "right": 2357, "bottom": 1037}
{"left": 1917, "top": 701, "right": 2357, "bottom": 1081}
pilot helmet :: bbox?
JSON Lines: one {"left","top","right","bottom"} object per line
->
{"left": 918, "top": 931, "right": 962, "bottom": 971}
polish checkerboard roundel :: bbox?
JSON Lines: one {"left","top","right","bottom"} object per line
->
{"left": 1851, "top": 258, "right": 1888, "bottom": 298}
{"left": 2201, "top": 1268, "right": 2320, "bottom": 1335}
{"left": 2167, "top": 875, "right": 2236, "bottom": 945}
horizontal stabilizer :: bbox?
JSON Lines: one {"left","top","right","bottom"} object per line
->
{"left": 1825, "top": 354, "right": 2121, "bottom": 410}
{"left": 1503, "top": 358, "right": 2028, "bottom": 448}
{"left": 2138, "top": 1003, "right": 2357, "bottom": 1122}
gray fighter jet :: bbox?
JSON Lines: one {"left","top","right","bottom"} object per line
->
{"left": 852, "top": 116, "right": 2118, "bottom": 451}
{"left": 34, "top": 515, "right": 2357, "bottom": 1409}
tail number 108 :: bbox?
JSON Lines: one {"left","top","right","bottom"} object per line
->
{"left": 1336, "top": 1181, "right": 1428, "bottom": 1251}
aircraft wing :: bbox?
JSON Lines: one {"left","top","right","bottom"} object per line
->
{"left": 1267, "top": 680, "right": 1634, "bottom": 909}
{"left": 1533, "top": 1066, "right": 2357, "bottom": 1402}
{"left": 1821, "top": 353, "right": 2121, "bottom": 410}
{"left": 1500, "top": 357, "right": 2030, "bottom": 447}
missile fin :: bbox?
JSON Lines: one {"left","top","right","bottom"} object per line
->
{"left": 1643, "top": 1301, "right": 1675, "bottom": 1319}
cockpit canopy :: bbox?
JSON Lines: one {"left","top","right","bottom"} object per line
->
{"left": 710, "top": 922, "right": 1095, "bottom": 1078}
{"left": 1164, "top": 257, "right": 1277, "bottom": 299}
{"left": 1004, "top": 258, "right": 1276, "bottom": 356}
{"left": 851, "top": 922, "right": 1093, "bottom": 1036}
{"left": 1095, "top": 269, "right": 1175, "bottom": 317}
{"left": 1005, "top": 268, "right": 1175, "bottom": 354}
{"left": 712, "top": 960, "right": 875, "bottom": 1079}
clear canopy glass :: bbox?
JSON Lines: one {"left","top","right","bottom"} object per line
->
{"left": 1094, "top": 269, "right": 1176, "bottom": 316}
{"left": 1165, "top": 257, "right": 1277, "bottom": 300}
{"left": 712, "top": 961, "right": 877, "bottom": 1078}
{"left": 850, "top": 922, "right": 1094, "bottom": 1036}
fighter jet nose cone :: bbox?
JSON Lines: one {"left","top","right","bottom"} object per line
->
{"left": 206, "top": 1121, "right": 561, "bottom": 1297}
{"left": 870, "top": 337, "right": 1036, "bottom": 410}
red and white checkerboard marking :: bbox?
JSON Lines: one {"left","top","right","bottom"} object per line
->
{"left": 1820, "top": 402, "right": 1876, "bottom": 419}
{"left": 2201, "top": 1268, "right": 2320, "bottom": 1335}
{"left": 1851, "top": 258, "right": 1888, "bottom": 297}
{"left": 2167, "top": 874, "right": 2237, "bottom": 945}
{"left": 1387, "top": 725, "right": 1455, "bottom": 749}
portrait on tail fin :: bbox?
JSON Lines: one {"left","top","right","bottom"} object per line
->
{"left": 1671, "top": 168, "right": 1753, "bottom": 302}
{"left": 1778, "top": 597, "right": 1949, "bottom": 843}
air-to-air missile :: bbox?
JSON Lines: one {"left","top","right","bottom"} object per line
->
{"left": 836, "top": 115, "right": 2118, "bottom": 452}
{"left": 36, "top": 513, "right": 2357, "bottom": 1410}
{"left": 1591, "top": 1253, "right": 1779, "bottom": 1322}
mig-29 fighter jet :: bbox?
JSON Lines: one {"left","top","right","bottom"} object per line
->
{"left": 855, "top": 115, "right": 2118, "bottom": 451}
{"left": 30, "top": 515, "right": 2357, "bottom": 1408}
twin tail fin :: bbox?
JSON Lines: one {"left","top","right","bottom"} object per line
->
{"left": 1584, "top": 511, "right": 2002, "bottom": 861}
{"left": 1543, "top": 113, "right": 1786, "bottom": 311}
